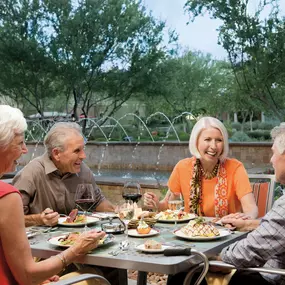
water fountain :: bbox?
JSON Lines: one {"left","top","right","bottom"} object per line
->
{"left": 3, "top": 112, "right": 273, "bottom": 205}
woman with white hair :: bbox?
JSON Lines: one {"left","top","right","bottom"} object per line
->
{"left": 0, "top": 105, "right": 106, "bottom": 285}
{"left": 144, "top": 116, "right": 258, "bottom": 218}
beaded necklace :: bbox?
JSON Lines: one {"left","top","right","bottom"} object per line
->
{"left": 199, "top": 161, "right": 219, "bottom": 180}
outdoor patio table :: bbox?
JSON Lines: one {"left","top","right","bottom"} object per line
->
{"left": 29, "top": 222, "right": 247, "bottom": 285}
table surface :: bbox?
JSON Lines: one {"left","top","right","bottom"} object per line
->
{"left": 29, "top": 218, "right": 247, "bottom": 277}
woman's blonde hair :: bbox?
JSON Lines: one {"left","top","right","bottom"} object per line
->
{"left": 189, "top": 117, "right": 229, "bottom": 162}
{"left": 0, "top": 105, "right": 27, "bottom": 149}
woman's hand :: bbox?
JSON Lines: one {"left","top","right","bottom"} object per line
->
{"left": 71, "top": 230, "right": 106, "bottom": 255}
{"left": 222, "top": 212, "right": 251, "bottom": 220}
{"left": 144, "top": 192, "right": 159, "bottom": 210}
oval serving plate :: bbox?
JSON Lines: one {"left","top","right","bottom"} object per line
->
{"left": 173, "top": 228, "right": 231, "bottom": 241}
{"left": 48, "top": 233, "right": 115, "bottom": 248}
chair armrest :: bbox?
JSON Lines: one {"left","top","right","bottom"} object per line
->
{"left": 209, "top": 260, "right": 285, "bottom": 276}
{"left": 50, "top": 273, "right": 111, "bottom": 285}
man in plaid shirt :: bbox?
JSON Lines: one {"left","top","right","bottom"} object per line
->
{"left": 220, "top": 123, "right": 285, "bottom": 284}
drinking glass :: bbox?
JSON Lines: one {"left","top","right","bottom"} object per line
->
{"left": 122, "top": 181, "right": 142, "bottom": 204}
{"left": 75, "top": 184, "right": 96, "bottom": 231}
{"left": 168, "top": 194, "right": 184, "bottom": 211}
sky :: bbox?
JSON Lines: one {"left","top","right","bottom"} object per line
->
{"left": 142, "top": 0, "right": 285, "bottom": 60}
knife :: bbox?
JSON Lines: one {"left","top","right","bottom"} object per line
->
{"left": 164, "top": 248, "right": 192, "bottom": 256}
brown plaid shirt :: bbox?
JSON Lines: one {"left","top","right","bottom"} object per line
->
{"left": 221, "top": 194, "right": 285, "bottom": 284}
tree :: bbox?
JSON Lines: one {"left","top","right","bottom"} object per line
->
{"left": 0, "top": 0, "right": 175, "bottom": 120}
{"left": 184, "top": 0, "right": 285, "bottom": 120}
{"left": 143, "top": 50, "right": 234, "bottom": 117}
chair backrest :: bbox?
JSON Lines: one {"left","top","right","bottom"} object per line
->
{"left": 248, "top": 174, "right": 275, "bottom": 218}
{"left": 51, "top": 273, "right": 111, "bottom": 285}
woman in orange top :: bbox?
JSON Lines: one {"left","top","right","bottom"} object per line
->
{"left": 144, "top": 117, "right": 258, "bottom": 218}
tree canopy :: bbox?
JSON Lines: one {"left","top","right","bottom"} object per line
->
{"left": 0, "top": 0, "right": 175, "bottom": 119}
{"left": 185, "top": 0, "right": 285, "bottom": 120}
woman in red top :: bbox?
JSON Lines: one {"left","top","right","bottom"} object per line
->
{"left": 144, "top": 117, "right": 258, "bottom": 219}
{"left": 0, "top": 105, "right": 106, "bottom": 285}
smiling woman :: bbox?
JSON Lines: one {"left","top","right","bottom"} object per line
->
{"left": 0, "top": 107, "right": 28, "bottom": 176}
{"left": 0, "top": 105, "right": 108, "bottom": 285}
{"left": 144, "top": 116, "right": 258, "bottom": 219}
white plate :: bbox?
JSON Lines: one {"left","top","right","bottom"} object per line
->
{"left": 157, "top": 214, "right": 196, "bottom": 223}
{"left": 91, "top": 212, "right": 118, "bottom": 219}
{"left": 127, "top": 229, "right": 160, "bottom": 237}
{"left": 136, "top": 244, "right": 171, "bottom": 253}
{"left": 173, "top": 229, "right": 231, "bottom": 241}
{"left": 48, "top": 233, "right": 115, "bottom": 248}
{"left": 58, "top": 216, "right": 99, "bottom": 227}
{"left": 26, "top": 231, "right": 38, "bottom": 239}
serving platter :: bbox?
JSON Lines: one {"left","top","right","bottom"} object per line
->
{"left": 173, "top": 228, "right": 231, "bottom": 241}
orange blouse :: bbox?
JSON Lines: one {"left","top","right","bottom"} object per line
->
{"left": 168, "top": 157, "right": 252, "bottom": 217}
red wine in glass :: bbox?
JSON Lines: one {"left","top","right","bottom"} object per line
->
{"left": 74, "top": 184, "right": 96, "bottom": 231}
{"left": 122, "top": 182, "right": 142, "bottom": 203}
{"left": 75, "top": 198, "right": 96, "bottom": 212}
{"left": 122, "top": 193, "right": 142, "bottom": 203}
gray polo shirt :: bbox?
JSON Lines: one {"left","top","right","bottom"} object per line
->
{"left": 12, "top": 153, "right": 105, "bottom": 215}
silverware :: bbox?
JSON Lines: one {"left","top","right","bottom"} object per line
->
{"left": 109, "top": 240, "right": 129, "bottom": 256}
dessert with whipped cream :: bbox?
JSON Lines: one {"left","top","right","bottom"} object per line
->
{"left": 136, "top": 220, "right": 151, "bottom": 234}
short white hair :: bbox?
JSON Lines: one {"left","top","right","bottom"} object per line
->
{"left": 44, "top": 122, "right": 83, "bottom": 156}
{"left": 0, "top": 105, "right": 27, "bottom": 149}
{"left": 271, "top": 123, "right": 285, "bottom": 154}
{"left": 189, "top": 117, "right": 229, "bottom": 161}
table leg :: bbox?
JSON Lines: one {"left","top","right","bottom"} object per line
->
{"left": 137, "top": 271, "right": 148, "bottom": 285}
{"left": 118, "top": 268, "right": 128, "bottom": 285}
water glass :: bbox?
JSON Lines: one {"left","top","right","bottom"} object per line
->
{"left": 168, "top": 200, "right": 183, "bottom": 211}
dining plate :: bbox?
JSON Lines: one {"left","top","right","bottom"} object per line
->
{"left": 173, "top": 228, "right": 231, "bottom": 241}
{"left": 136, "top": 244, "right": 171, "bottom": 253}
{"left": 26, "top": 231, "right": 38, "bottom": 239}
{"left": 127, "top": 229, "right": 160, "bottom": 237}
{"left": 58, "top": 216, "right": 99, "bottom": 227}
{"left": 157, "top": 214, "right": 196, "bottom": 223}
{"left": 48, "top": 233, "right": 115, "bottom": 248}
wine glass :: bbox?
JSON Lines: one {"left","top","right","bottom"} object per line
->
{"left": 122, "top": 181, "right": 142, "bottom": 204}
{"left": 75, "top": 184, "right": 96, "bottom": 231}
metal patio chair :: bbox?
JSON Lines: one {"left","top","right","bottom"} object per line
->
{"left": 50, "top": 273, "right": 111, "bottom": 285}
{"left": 209, "top": 260, "right": 285, "bottom": 277}
{"left": 164, "top": 248, "right": 209, "bottom": 285}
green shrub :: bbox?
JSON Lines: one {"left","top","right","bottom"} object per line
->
{"left": 246, "top": 130, "right": 271, "bottom": 140}
{"left": 258, "top": 122, "right": 275, "bottom": 130}
{"left": 231, "top": 122, "right": 241, "bottom": 131}
{"left": 230, "top": 131, "right": 252, "bottom": 142}
{"left": 244, "top": 120, "right": 260, "bottom": 131}
{"left": 178, "top": 132, "right": 190, "bottom": 141}
{"left": 223, "top": 121, "right": 233, "bottom": 137}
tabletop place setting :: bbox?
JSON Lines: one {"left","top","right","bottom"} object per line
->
{"left": 27, "top": 185, "right": 244, "bottom": 285}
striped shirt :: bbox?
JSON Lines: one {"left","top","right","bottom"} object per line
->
{"left": 221, "top": 194, "right": 285, "bottom": 284}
